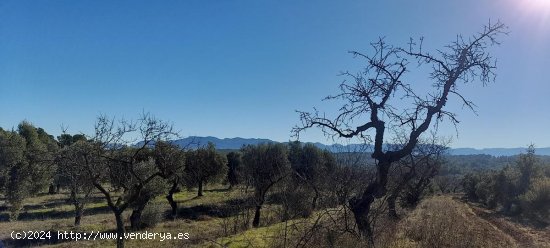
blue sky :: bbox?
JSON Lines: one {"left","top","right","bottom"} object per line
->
{"left": 1, "top": 0, "right": 549, "bottom": 148}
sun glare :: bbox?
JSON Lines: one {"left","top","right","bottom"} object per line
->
{"left": 514, "top": 0, "right": 550, "bottom": 35}
{"left": 523, "top": 0, "right": 550, "bottom": 11}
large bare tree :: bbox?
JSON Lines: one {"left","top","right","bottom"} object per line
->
{"left": 293, "top": 22, "right": 507, "bottom": 244}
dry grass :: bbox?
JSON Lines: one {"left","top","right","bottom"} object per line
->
{"left": 469, "top": 203, "right": 550, "bottom": 248}
{"left": 2, "top": 189, "right": 547, "bottom": 248}
{"left": 210, "top": 195, "right": 542, "bottom": 248}
{"left": 394, "top": 196, "right": 517, "bottom": 248}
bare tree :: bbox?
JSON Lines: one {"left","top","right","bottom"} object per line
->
{"left": 433, "top": 175, "right": 462, "bottom": 194}
{"left": 397, "top": 143, "right": 446, "bottom": 211}
{"left": 293, "top": 22, "right": 507, "bottom": 245}
{"left": 85, "top": 113, "right": 178, "bottom": 248}
{"left": 385, "top": 135, "right": 448, "bottom": 218}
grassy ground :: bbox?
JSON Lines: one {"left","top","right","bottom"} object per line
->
{"left": 0, "top": 185, "right": 249, "bottom": 247}
{"left": 1, "top": 189, "right": 548, "bottom": 248}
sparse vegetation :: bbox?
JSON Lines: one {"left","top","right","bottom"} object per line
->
{"left": 461, "top": 146, "right": 550, "bottom": 224}
{"left": 1, "top": 12, "right": 548, "bottom": 248}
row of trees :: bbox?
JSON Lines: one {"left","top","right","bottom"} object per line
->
{"left": 1, "top": 115, "right": 188, "bottom": 248}
{"left": 228, "top": 141, "right": 447, "bottom": 237}
{"left": 0, "top": 115, "right": 359, "bottom": 248}
{"left": 1, "top": 118, "right": 452, "bottom": 248}
{"left": 241, "top": 141, "right": 338, "bottom": 227}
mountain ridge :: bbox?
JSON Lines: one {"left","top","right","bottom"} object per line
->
{"left": 168, "top": 136, "right": 550, "bottom": 156}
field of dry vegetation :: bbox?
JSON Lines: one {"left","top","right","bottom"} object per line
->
{"left": 2, "top": 188, "right": 548, "bottom": 248}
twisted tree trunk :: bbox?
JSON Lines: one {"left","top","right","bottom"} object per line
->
{"left": 166, "top": 180, "right": 179, "bottom": 219}
{"left": 388, "top": 169, "right": 416, "bottom": 219}
{"left": 130, "top": 195, "right": 152, "bottom": 230}
{"left": 349, "top": 160, "right": 391, "bottom": 246}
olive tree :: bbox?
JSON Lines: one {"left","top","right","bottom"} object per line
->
{"left": 184, "top": 142, "right": 227, "bottom": 197}
{"left": 288, "top": 141, "right": 336, "bottom": 212}
{"left": 56, "top": 140, "right": 97, "bottom": 226}
{"left": 0, "top": 129, "right": 27, "bottom": 221}
{"left": 0, "top": 122, "right": 58, "bottom": 220}
{"left": 57, "top": 133, "right": 87, "bottom": 148}
{"left": 241, "top": 143, "right": 290, "bottom": 228}
{"left": 226, "top": 151, "right": 243, "bottom": 189}
{"left": 18, "top": 121, "right": 59, "bottom": 195}
{"left": 293, "top": 22, "right": 507, "bottom": 243}
{"left": 128, "top": 160, "right": 167, "bottom": 230}
{"left": 153, "top": 141, "right": 186, "bottom": 219}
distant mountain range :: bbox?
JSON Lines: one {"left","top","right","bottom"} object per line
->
{"left": 448, "top": 147, "right": 550, "bottom": 156}
{"left": 172, "top": 136, "right": 363, "bottom": 151}
{"left": 168, "top": 136, "right": 550, "bottom": 156}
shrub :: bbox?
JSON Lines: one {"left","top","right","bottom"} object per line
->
{"left": 520, "top": 177, "right": 550, "bottom": 222}
{"left": 281, "top": 188, "right": 314, "bottom": 220}
{"left": 140, "top": 203, "right": 164, "bottom": 228}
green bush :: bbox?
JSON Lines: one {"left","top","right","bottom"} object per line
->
{"left": 140, "top": 203, "right": 164, "bottom": 228}
{"left": 281, "top": 188, "right": 314, "bottom": 220}
{"left": 520, "top": 177, "right": 550, "bottom": 222}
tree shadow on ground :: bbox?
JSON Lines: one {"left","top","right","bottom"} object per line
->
{"left": 0, "top": 194, "right": 105, "bottom": 212}
{"left": 0, "top": 204, "right": 111, "bottom": 222}
{"left": 176, "top": 197, "right": 255, "bottom": 220}
{"left": 24, "top": 196, "right": 105, "bottom": 212}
